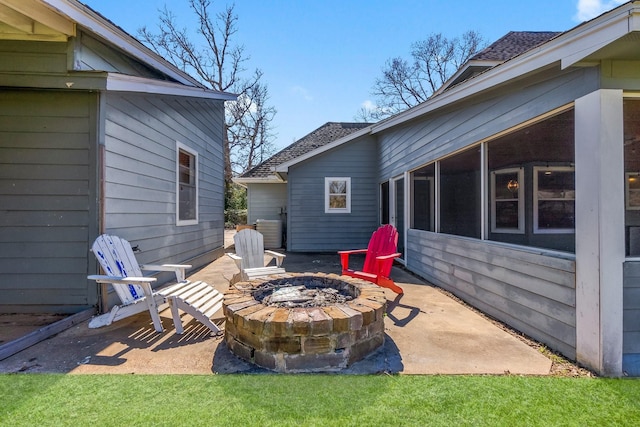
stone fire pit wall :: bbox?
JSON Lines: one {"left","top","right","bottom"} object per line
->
{"left": 223, "top": 273, "right": 387, "bottom": 373}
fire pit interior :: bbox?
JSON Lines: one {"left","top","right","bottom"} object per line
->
{"left": 223, "top": 273, "right": 387, "bottom": 373}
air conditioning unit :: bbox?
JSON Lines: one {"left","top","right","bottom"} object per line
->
{"left": 256, "top": 219, "right": 283, "bottom": 249}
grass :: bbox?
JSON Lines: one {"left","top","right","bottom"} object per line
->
{"left": 1, "top": 374, "right": 639, "bottom": 426}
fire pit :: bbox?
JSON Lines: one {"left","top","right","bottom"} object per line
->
{"left": 223, "top": 273, "right": 386, "bottom": 373}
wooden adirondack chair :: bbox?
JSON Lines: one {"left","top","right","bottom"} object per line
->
{"left": 338, "top": 224, "right": 403, "bottom": 294}
{"left": 227, "top": 229, "right": 286, "bottom": 281}
{"left": 87, "top": 234, "right": 223, "bottom": 334}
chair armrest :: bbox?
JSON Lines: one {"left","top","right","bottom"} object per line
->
{"left": 226, "top": 253, "right": 243, "bottom": 271}
{"left": 338, "top": 249, "right": 368, "bottom": 255}
{"left": 141, "top": 263, "right": 192, "bottom": 270}
{"left": 265, "top": 250, "right": 286, "bottom": 267}
{"left": 140, "top": 264, "right": 191, "bottom": 282}
{"left": 374, "top": 253, "right": 402, "bottom": 277}
{"left": 87, "top": 275, "right": 157, "bottom": 285}
{"left": 375, "top": 253, "right": 402, "bottom": 261}
{"left": 338, "top": 249, "right": 367, "bottom": 271}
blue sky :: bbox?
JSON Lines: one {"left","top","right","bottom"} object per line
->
{"left": 82, "top": 0, "right": 626, "bottom": 150}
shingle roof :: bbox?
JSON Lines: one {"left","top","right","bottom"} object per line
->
{"left": 239, "top": 122, "right": 371, "bottom": 179}
{"left": 471, "top": 31, "right": 562, "bottom": 62}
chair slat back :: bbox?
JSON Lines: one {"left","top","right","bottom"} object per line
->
{"left": 234, "top": 229, "right": 266, "bottom": 270}
{"left": 92, "top": 234, "right": 145, "bottom": 304}
{"left": 362, "top": 225, "right": 398, "bottom": 276}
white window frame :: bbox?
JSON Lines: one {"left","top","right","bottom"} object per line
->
{"left": 490, "top": 167, "right": 525, "bottom": 234}
{"left": 533, "top": 166, "right": 575, "bottom": 234}
{"left": 176, "top": 141, "right": 199, "bottom": 226}
{"left": 325, "top": 177, "right": 351, "bottom": 213}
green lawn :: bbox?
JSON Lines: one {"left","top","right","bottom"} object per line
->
{"left": 1, "top": 374, "right": 639, "bottom": 426}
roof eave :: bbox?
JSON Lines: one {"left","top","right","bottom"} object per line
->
{"left": 233, "top": 175, "right": 286, "bottom": 185}
{"left": 42, "top": 0, "right": 205, "bottom": 88}
{"left": 372, "top": 1, "right": 640, "bottom": 134}
{"left": 433, "top": 60, "right": 502, "bottom": 96}
{"left": 106, "top": 73, "right": 236, "bottom": 100}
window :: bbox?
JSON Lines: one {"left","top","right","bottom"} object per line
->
{"left": 411, "top": 164, "right": 435, "bottom": 231}
{"left": 534, "top": 166, "right": 575, "bottom": 233}
{"left": 176, "top": 142, "right": 198, "bottom": 225}
{"left": 491, "top": 168, "right": 524, "bottom": 233}
{"left": 439, "top": 146, "right": 481, "bottom": 238}
{"left": 381, "top": 181, "right": 389, "bottom": 224}
{"left": 325, "top": 177, "right": 351, "bottom": 213}
{"left": 624, "top": 99, "right": 640, "bottom": 256}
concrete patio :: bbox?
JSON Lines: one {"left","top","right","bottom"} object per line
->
{"left": 0, "top": 231, "right": 554, "bottom": 375}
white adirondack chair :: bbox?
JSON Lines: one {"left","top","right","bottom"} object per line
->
{"left": 87, "top": 234, "right": 223, "bottom": 334}
{"left": 227, "top": 229, "right": 286, "bottom": 281}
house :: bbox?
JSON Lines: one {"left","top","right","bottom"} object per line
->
{"left": 0, "top": 1, "right": 234, "bottom": 314}
{"left": 234, "top": 122, "right": 371, "bottom": 248}
{"left": 249, "top": 2, "right": 640, "bottom": 377}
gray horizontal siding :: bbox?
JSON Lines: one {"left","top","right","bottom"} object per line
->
{"left": 287, "top": 135, "right": 379, "bottom": 252}
{"left": 77, "top": 32, "right": 167, "bottom": 80}
{"left": 407, "top": 230, "right": 577, "bottom": 358}
{"left": 378, "top": 67, "right": 600, "bottom": 180}
{"left": 0, "top": 40, "right": 68, "bottom": 74}
{"left": 624, "top": 262, "right": 640, "bottom": 352}
{"left": 247, "top": 183, "right": 287, "bottom": 224}
{"left": 0, "top": 89, "right": 96, "bottom": 313}
{"left": 102, "top": 93, "right": 225, "bottom": 275}
{"left": 624, "top": 261, "right": 640, "bottom": 375}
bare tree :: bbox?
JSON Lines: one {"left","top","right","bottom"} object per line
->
{"left": 359, "top": 31, "right": 484, "bottom": 121}
{"left": 139, "top": 0, "right": 276, "bottom": 182}
{"left": 226, "top": 76, "right": 277, "bottom": 172}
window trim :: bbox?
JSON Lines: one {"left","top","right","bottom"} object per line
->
{"left": 325, "top": 177, "right": 351, "bottom": 213}
{"left": 176, "top": 141, "right": 199, "bottom": 226}
{"left": 533, "top": 166, "right": 575, "bottom": 234}
{"left": 490, "top": 167, "right": 525, "bottom": 234}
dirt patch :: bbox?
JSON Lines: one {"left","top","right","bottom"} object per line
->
{"left": 0, "top": 313, "right": 68, "bottom": 345}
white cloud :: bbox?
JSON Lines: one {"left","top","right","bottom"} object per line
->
{"left": 361, "top": 100, "right": 377, "bottom": 110}
{"left": 574, "top": 0, "right": 626, "bottom": 22}
{"left": 291, "top": 85, "right": 313, "bottom": 101}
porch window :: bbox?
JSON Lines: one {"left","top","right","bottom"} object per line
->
{"left": 491, "top": 168, "right": 524, "bottom": 233}
{"left": 410, "top": 163, "right": 435, "bottom": 231}
{"left": 325, "top": 177, "right": 351, "bottom": 213}
{"left": 534, "top": 166, "right": 575, "bottom": 233}
{"left": 177, "top": 142, "right": 198, "bottom": 226}
{"left": 439, "top": 146, "right": 481, "bottom": 238}
{"left": 624, "top": 99, "right": 640, "bottom": 256}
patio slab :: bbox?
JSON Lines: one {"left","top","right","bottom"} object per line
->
{"left": 0, "top": 231, "right": 552, "bottom": 375}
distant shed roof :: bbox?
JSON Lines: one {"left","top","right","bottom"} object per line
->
{"left": 239, "top": 122, "right": 371, "bottom": 179}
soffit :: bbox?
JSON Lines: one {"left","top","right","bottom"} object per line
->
{"left": 0, "top": 0, "right": 74, "bottom": 42}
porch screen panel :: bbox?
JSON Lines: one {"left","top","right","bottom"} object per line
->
{"left": 624, "top": 99, "right": 640, "bottom": 256}
{"left": 439, "top": 146, "right": 481, "bottom": 238}
{"left": 411, "top": 163, "right": 435, "bottom": 231}
{"left": 487, "top": 109, "right": 575, "bottom": 252}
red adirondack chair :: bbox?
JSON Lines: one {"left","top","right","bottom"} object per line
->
{"left": 338, "top": 224, "right": 403, "bottom": 294}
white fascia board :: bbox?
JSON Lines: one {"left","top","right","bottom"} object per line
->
{"left": 561, "top": 4, "right": 640, "bottom": 69}
{"left": 233, "top": 176, "right": 285, "bottom": 186}
{"left": 106, "top": 73, "right": 236, "bottom": 100}
{"left": 432, "top": 59, "right": 502, "bottom": 97}
{"left": 273, "top": 126, "right": 372, "bottom": 173}
{"left": 41, "top": 0, "right": 203, "bottom": 88}
{"left": 372, "top": 2, "right": 639, "bottom": 134}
